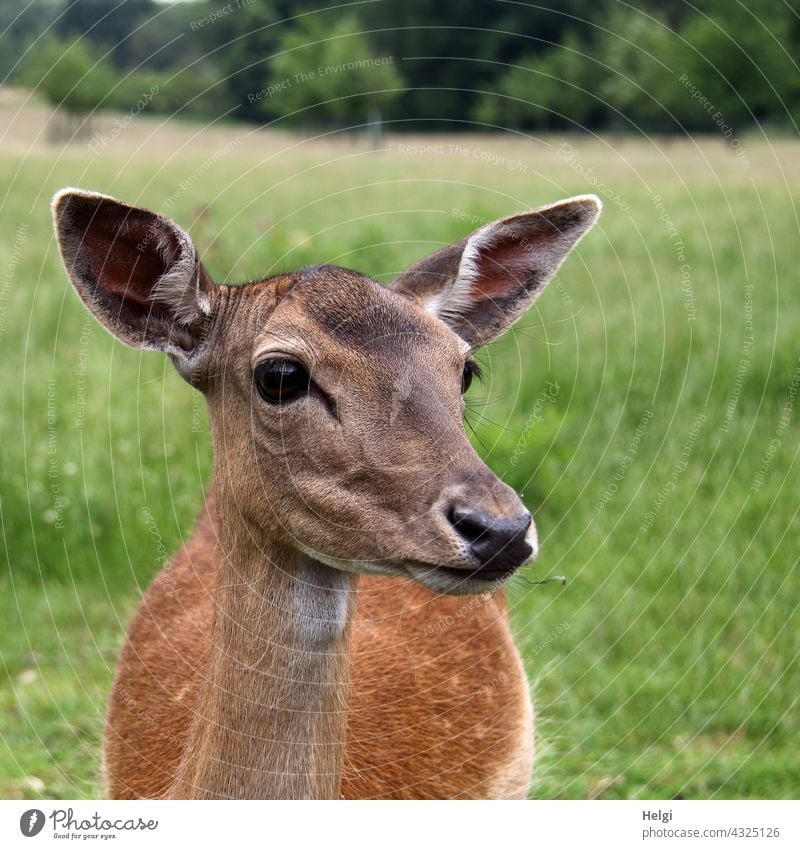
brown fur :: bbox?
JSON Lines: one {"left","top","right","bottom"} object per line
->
{"left": 103, "top": 492, "right": 533, "bottom": 799}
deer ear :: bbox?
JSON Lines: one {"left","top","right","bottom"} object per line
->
{"left": 392, "top": 195, "right": 601, "bottom": 348}
{"left": 52, "top": 189, "right": 213, "bottom": 358}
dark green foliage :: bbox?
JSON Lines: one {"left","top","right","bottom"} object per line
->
{"left": 264, "top": 14, "right": 403, "bottom": 126}
{"left": 3, "top": 0, "right": 799, "bottom": 133}
{"left": 20, "top": 37, "right": 115, "bottom": 116}
{"left": 192, "top": 0, "right": 285, "bottom": 121}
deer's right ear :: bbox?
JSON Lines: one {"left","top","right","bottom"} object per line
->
{"left": 51, "top": 189, "right": 213, "bottom": 358}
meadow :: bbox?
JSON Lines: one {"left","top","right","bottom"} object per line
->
{"left": 0, "top": 100, "right": 798, "bottom": 799}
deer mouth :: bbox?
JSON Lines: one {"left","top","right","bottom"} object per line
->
{"left": 403, "top": 558, "right": 526, "bottom": 596}
{"left": 440, "top": 562, "right": 520, "bottom": 585}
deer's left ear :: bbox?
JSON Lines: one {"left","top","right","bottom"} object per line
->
{"left": 391, "top": 195, "right": 601, "bottom": 348}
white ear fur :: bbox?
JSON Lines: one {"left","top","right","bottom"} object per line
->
{"left": 427, "top": 194, "right": 602, "bottom": 325}
{"left": 151, "top": 224, "right": 211, "bottom": 325}
{"left": 422, "top": 265, "right": 475, "bottom": 323}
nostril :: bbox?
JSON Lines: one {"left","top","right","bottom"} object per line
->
{"left": 517, "top": 511, "right": 533, "bottom": 536}
{"left": 446, "top": 504, "right": 533, "bottom": 570}
{"left": 446, "top": 505, "right": 491, "bottom": 544}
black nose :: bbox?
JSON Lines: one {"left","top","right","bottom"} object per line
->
{"left": 447, "top": 505, "right": 533, "bottom": 575}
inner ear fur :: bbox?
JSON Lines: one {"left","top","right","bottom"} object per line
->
{"left": 52, "top": 188, "right": 213, "bottom": 357}
{"left": 391, "top": 195, "right": 602, "bottom": 347}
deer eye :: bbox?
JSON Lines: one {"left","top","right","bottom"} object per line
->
{"left": 254, "top": 359, "right": 310, "bottom": 404}
{"left": 461, "top": 360, "right": 482, "bottom": 394}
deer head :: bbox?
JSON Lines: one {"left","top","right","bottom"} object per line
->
{"left": 52, "top": 189, "right": 600, "bottom": 595}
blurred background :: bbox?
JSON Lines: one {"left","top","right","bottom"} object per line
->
{"left": 0, "top": 0, "right": 797, "bottom": 800}
{"left": 3, "top": 0, "right": 800, "bottom": 136}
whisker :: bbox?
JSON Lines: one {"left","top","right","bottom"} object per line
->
{"left": 464, "top": 415, "right": 489, "bottom": 451}
{"left": 463, "top": 409, "right": 506, "bottom": 429}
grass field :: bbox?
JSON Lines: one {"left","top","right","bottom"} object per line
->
{"left": 0, "top": 100, "right": 798, "bottom": 799}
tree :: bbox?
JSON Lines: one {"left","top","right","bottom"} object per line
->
{"left": 193, "top": 0, "right": 287, "bottom": 122}
{"left": 680, "top": 0, "right": 800, "bottom": 133}
{"left": 360, "top": 0, "right": 601, "bottom": 128}
{"left": 123, "top": 2, "right": 211, "bottom": 73}
{"left": 473, "top": 33, "right": 604, "bottom": 131}
{"left": 264, "top": 15, "right": 403, "bottom": 130}
{"left": 595, "top": 8, "right": 694, "bottom": 133}
{"left": 130, "top": 65, "right": 223, "bottom": 118}
{"left": 21, "top": 36, "right": 115, "bottom": 140}
{"left": 0, "top": 0, "right": 62, "bottom": 82}
{"left": 57, "top": 0, "right": 156, "bottom": 70}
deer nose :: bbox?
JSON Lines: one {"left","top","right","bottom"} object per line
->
{"left": 446, "top": 505, "right": 533, "bottom": 573}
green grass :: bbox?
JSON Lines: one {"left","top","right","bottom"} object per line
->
{"left": 0, "top": 108, "right": 797, "bottom": 799}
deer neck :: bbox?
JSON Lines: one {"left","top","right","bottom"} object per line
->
{"left": 172, "top": 478, "right": 358, "bottom": 800}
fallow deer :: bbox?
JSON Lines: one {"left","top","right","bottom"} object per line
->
{"left": 52, "top": 188, "right": 600, "bottom": 799}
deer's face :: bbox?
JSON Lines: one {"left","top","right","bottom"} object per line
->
{"left": 53, "top": 189, "right": 600, "bottom": 595}
{"left": 204, "top": 267, "right": 534, "bottom": 593}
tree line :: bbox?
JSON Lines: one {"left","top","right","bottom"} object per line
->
{"left": 3, "top": 0, "right": 798, "bottom": 136}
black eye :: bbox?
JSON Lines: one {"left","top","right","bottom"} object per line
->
{"left": 461, "top": 360, "right": 482, "bottom": 394}
{"left": 254, "top": 359, "right": 310, "bottom": 404}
